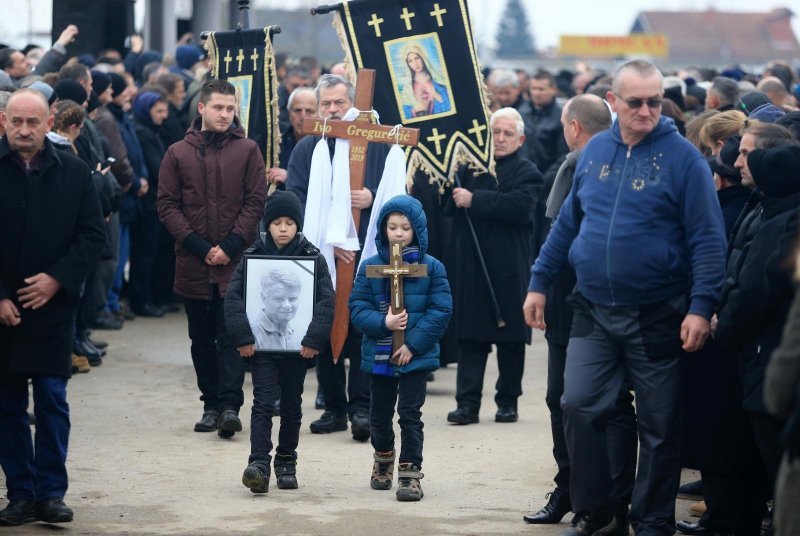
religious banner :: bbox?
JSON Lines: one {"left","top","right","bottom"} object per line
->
{"left": 330, "top": 0, "right": 494, "bottom": 191}
{"left": 204, "top": 27, "right": 281, "bottom": 168}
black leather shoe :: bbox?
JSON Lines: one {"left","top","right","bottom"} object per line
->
{"left": 218, "top": 409, "right": 242, "bottom": 438}
{"left": 350, "top": 412, "right": 370, "bottom": 442}
{"left": 676, "top": 520, "right": 733, "bottom": 535}
{"left": 194, "top": 410, "right": 219, "bottom": 432}
{"left": 523, "top": 490, "right": 572, "bottom": 524}
{"left": 595, "top": 512, "right": 631, "bottom": 536}
{"left": 495, "top": 406, "right": 518, "bottom": 423}
{"left": 677, "top": 479, "right": 703, "bottom": 500}
{"left": 559, "top": 511, "right": 614, "bottom": 535}
{"left": 87, "top": 337, "right": 108, "bottom": 350}
{"left": 73, "top": 338, "right": 105, "bottom": 360}
{"left": 35, "top": 498, "right": 73, "bottom": 523}
{"left": 90, "top": 312, "right": 123, "bottom": 330}
{"left": 447, "top": 406, "right": 479, "bottom": 424}
{"left": 309, "top": 411, "right": 348, "bottom": 433}
{"left": 0, "top": 500, "right": 35, "bottom": 526}
{"left": 132, "top": 303, "right": 166, "bottom": 318}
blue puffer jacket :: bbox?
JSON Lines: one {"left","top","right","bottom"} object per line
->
{"left": 350, "top": 195, "right": 452, "bottom": 375}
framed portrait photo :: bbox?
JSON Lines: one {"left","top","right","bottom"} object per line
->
{"left": 385, "top": 32, "right": 457, "bottom": 124}
{"left": 243, "top": 256, "right": 317, "bottom": 354}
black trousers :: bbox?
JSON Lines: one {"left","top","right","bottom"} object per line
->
{"left": 184, "top": 288, "right": 247, "bottom": 413}
{"left": 129, "top": 210, "right": 160, "bottom": 310}
{"left": 249, "top": 355, "right": 307, "bottom": 463}
{"left": 316, "top": 325, "right": 370, "bottom": 418}
{"left": 370, "top": 371, "right": 428, "bottom": 467}
{"left": 547, "top": 341, "right": 637, "bottom": 505}
{"left": 150, "top": 222, "right": 175, "bottom": 307}
{"left": 455, "top": 339, "right": 525, "bottom": 410}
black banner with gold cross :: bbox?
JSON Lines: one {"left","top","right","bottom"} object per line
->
{"left": 205, "top": 27, "right": 280, "bottom": 168}
{"left": 332, "top": 0, "right": 494, "bottom": 191}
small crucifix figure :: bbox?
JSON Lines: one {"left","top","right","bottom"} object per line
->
{"left": 366, "top": 241, "right": 428, "bottom": 363}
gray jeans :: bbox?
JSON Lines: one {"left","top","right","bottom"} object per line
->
{"left": 562, "top": 293, "right": 686, "bottom": 536}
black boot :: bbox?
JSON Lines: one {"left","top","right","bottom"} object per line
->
{"left": 35, "top": 498, "right": 73, "bottom": 524}
{"left": 560, "top": 511, "right": 614, "bottom": 536}
{"left": 523, "top": 490, "right": 572, "bottom": 524}
{"left": 218, "top": 409, "right": 242, "bottom": 438}
{"left": 350, "top": 411, "right": 370, "bottom": 442}
{"left": 309, "top": 411, "right": 348, "bottom": 434}
{"left": 274, "top": 454, "right": 298, "bottom": 489}
{"left": 194, "top": 410, "right": 219, "bottom": 432}
{"left": 447, "top": 406, "right": 479, "bottom": 424}
{"left": 0, "top": 501, "right": 35, "bottom": 526}
{"left": 242, "top": 460, "right": 270, "bottom": 493}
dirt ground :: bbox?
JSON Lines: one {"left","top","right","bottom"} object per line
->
{"left": 2, "top": 310, "right": 699, "bottom": 535}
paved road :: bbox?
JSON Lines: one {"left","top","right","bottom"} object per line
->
{"left": 3, "top": 310, "right": 698, "bottom": 535}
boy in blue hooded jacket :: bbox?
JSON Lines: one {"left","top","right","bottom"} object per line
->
{"left": 349, "top": 195, "right": 452, "bottom": 502}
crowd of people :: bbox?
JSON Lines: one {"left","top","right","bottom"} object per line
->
{"left": 1, "top": 21, "right": 800, "bottom": 536}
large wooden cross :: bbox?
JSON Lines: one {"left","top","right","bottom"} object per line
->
{"left": 366, "top": 240, "right": 428, "bottom": 362}
{"left": 301, "top": 69, "right": 420, "bottom": 362}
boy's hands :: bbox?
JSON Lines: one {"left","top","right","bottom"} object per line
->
{"left": 237, "top": 344, "right": 256, "bottom": 358}
{"left": 385, "top": 309, "right": 408, "bottom": 331}
{"left": 392, "top": 344, "right": 413, "bottom": 366}
{"left": 300, "top": 346, "right": 319, "bottom": 359}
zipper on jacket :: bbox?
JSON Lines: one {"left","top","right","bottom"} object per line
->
{"left": 605, "top": 147, "right": 632, "bottom": 305}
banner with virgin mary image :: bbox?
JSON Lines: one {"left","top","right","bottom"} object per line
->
{"left": 332, "top": 0, "right": 494, "bottom": 190}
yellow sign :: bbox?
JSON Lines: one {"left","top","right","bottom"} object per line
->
{"left": 559, "top": 34, "right": 669, "bottom": 58}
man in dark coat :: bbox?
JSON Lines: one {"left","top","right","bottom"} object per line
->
{"left": 524, "top": 95, "right": 637, "bottom": 529}
{"left": 286, "top": 74, "right": 388, "bottom": 441}
{"left": 0, "top": 90, "right": 105, "bottom": 526}
{"left": 444, "top": 107, "right": 543, "bottom": 425}
{"left": 158, "top": 79, "right": 268, "bottom": 438}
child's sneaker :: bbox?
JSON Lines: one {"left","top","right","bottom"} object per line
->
{"left": 396, "top": 462, "right": 424, "bottom": 501}
{"left": 274, "top": 454, "right": 298, "bottom": 489}
{"left": 242, "top": 460, "right": 270, "bottom": 493}
{"left": 371, "top": 450, "right": 395, "bottom": 490}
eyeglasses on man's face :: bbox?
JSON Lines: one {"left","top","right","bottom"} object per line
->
{"left": 614, "top": 93, "right": 663, "bottom": 110}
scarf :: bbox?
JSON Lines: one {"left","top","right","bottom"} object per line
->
{"left": 360, "top": 144, "right": 408, "bottom": 270}
{"left": 545, "top": 149, "right": 580, "bottom": 221}
{"left": 372, "top": 245, "right": 421, "bottom": 376}
{"left": 303, "top": 108, "right": 362, "bottom": 288}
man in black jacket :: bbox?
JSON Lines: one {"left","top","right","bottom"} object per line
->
{"left": 0, "top": 90, "right": 105, "bottom": 526}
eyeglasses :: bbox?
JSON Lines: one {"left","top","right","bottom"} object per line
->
{"left": 614, "top": 93, "right": 663, "bottom": 109}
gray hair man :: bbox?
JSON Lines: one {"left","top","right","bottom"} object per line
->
{"left": 706, "top": 76, "right": 740, "bottom": 112}
{"left": 525, "top": 60, "right": 727, "bottom": 535}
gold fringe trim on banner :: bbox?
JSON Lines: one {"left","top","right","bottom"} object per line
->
{"left": 333, "top": 11, "right": 358, "bottom": 84}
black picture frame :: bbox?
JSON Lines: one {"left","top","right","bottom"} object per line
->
{"left": 243, "top": 255, "right": 317, "bottom": 354}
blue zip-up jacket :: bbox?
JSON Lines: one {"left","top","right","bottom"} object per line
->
{"left": 529, "top": 116, "right": 726, "bottom": 319}
{"left": 350, "top": 195, "right": 453, "bottom": 375}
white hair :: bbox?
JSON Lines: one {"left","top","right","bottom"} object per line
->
{"left": 488, "top": 69, "right": 519, "bottom": 88}
{"left": 490, "top": 107, "right": 525, "bottom": 136}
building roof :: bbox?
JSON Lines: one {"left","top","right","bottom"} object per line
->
{"left": 632, "top": 8, "right": 800, "bottom": 64}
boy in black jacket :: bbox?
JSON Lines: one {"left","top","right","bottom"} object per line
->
{"left": 225, "top": 191, "right": 334, "bottom": 493}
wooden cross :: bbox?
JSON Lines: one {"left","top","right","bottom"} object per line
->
{"left": 366, "top": 241, "right": 428, "bottom": 362}
{"left": 301, "top": 69, "right": 420, "bottom": 362}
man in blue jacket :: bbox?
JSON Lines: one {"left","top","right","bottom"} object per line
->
{"left": 524, "top": 60, "right": 727, "bottom": 536}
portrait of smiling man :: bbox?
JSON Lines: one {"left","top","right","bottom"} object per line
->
{"left": 252, "top": 269, "right": 303, "bottom": 352}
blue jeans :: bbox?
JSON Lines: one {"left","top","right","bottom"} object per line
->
{"left": 107, "top": 222, "right": 130, "bottom": 313}
{"left": 0, "top": 376, "right": 70, "bottom": 502}
{"left": 370, "top": 370, "right": 428, "bottom": 468}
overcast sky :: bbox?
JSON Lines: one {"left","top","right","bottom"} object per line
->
{"left": 3, "top": 0, "right": 799, "bottom": 52}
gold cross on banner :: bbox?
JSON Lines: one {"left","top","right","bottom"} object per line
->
{"left": 427, "top": 128, "right": 446, "bottom": 155}
{"left": 430, "top": 3, "right": 447, "bottom": 27}
{"left": 236, "top": 49, "right": 245, "bottom": 72}
{"left": 223, "top": 50, "right": 233, "bottom": 74}
{"left": 468, "top": 119, "right": 487, "bottom": 146}
{"left": 366, "top": 241, "right": 428, "bottom": 361}
{"left": 368, "top": 13, "right": 385, "bottom": 37}
{"left": 400, "top": 7, "right": 416, "bottom": 31}
{"left": 250, "top": 48, "right": 259, "bottom": 71}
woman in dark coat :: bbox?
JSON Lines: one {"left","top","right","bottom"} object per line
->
{"left": 442, "top": 108, "right": 543, "bottom": 423}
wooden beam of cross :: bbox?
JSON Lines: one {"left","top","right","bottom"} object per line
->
{"left": 300, "top": 68, "right": 419, "bottom": 362}
{"left": 366, "top": 241, "right": 428, "bottom": 362}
